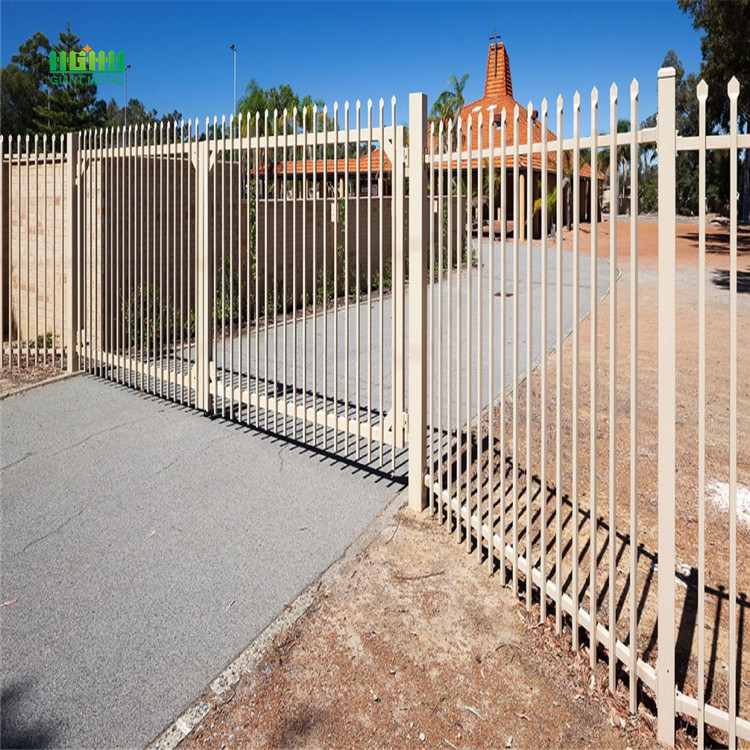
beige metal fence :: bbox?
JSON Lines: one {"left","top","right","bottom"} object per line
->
{"left": 1, "top": 65, "right": 747, "bottom": 748}
{"left": 411, "top": 69, "right": 748, "bottom": 748}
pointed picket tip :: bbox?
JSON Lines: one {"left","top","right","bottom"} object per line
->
{"left": 631, "top": 78, "right": 639, "bottom": 96}
{"left": 439, "top": 120, "right": 444, "bottom": 133}
{"left": 222, "top": 114, "right": 226, "bottom": 126}
{"left": 513, "top": 103, "right": 519, "bottom": 117}
{"left": 541, "top": 97, "right": 548, "bottom": 113}
{"left": 379, "top": 97, "right": 384, "bottom": 108}
{"left": 591, "top": 87, "right": 599, "bottom": 104}
{"left": 697, "top": 79, "right": 708, "bottom": 101}
{"left": 282, "top": 108, "right": 288, "bottom": 119}
{"left": 391, "top": 95, "right": 397, "bottom": 106}
{"left": 573, "top": 91, "right": 581, "bottom": 107}
{"left": 728, "top": 76, "right": 740, "bottom": 97}
{"left": 527, "top": 100, "right": 533, "bottom": 113}
{"left": 213, "top": 115, "right": 218, "bottom": 126}
{"left": 367, "top": 98, "right": 372, "bottom": 109}
{"left": 610, "top": 82, "right": 618, "bottom": 101}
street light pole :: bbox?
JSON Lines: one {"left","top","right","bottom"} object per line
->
{"left": 230, "top": 44, "right": 237, "bottom": 119}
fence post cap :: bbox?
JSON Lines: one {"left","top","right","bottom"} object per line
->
{"left": 657, "top": 66, "right": 676, "bottom": 79}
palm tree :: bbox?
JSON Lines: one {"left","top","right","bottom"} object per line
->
{"left": 430, "top": 72, "right": 469, "bottom": 148}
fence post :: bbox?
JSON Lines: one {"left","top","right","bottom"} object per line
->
{"left": 195, "top": 135, "right": 212, "bottom": 412}
{"left": 407, "top": 92, "right": 428, "bottom": 512}
{"left": 656, "top": 65, "right": 677, "bottom": 747}
{"left": 65, "top": 132, "right": 79, "bottom": 373}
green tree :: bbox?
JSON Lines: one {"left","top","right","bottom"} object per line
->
{"left": 43, "top": 22, "right": 105, "bottom": 134}
{"left": 1, "top": 31, "right": 51, "bottom": 137}
{"left": 678, "top": 0, "right": 750, "bottom": 220}
{"left": 430, "top": 73, "right": 469, "bottom": 148}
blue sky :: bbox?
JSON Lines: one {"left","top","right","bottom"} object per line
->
{"left": 1, "top": 1, "right": 703, "bottom": 134}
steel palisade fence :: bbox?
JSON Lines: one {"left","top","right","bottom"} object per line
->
{"left": 1, "top": 68, "right": 747, "bottom": 747}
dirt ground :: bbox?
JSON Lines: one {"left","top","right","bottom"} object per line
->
{"left": 0, "top": 358, "right": 64, "bottom": 397}
{"left": 183, "top": 509, "right": 658, "bottom": 750}
{"left": 180, "top": 217, "right": 750, "bottom": 750}
{"left": 471, "top": 217, "right": 750, "bottom": 746}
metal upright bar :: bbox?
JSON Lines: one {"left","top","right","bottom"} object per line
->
{"left": 378, "top": 100, "right": 384, "bottom": 467}
{"left": 727, "top": 75, "right": 739, "bottom": 750}
{"left": 25, "top": 135, "right": 30, "bottom": 368}
{"left": 230, "top": 116, "right": 236, "bottom": 415}
{"left": 42, "top": 135, "right": 47, "bottom": 365}
{"left": 429, "top": 121, "right": 435, "bottom": 512}
{"left": 540, "top": 98, "right": 548, "bottom": 623}
{"left": 500, "top": 109, "right": 507, "bottom": 585}
{"left": 571, "top": 92, "right": 581, "bottom": 651}
{"left": 488, "top": 106, "right": 495, "bottom": 570}
{"left": 300, "top": 108, "right": 306, "bottom": 441}
{"left": 264, "top": 112, "right": 269, "bottom": 429}
{"left": 555, "top": 95, "right": 564, "bottom": 634}
{"left": 696, "top": 78, "right": 707, "bottom": 746}
{"left": 292, "top": 109, "right": 298, "bottom": 437}
{"left": 221, "top": 115, "right": 227, "bottom": 416}
{"left": 322, "top": 106, "right": 328, "bottom": 447}
{"left": 512, "top": 106, "right": 520, "bottom": 594}
{"left": 447, "top": 117, "right": 454, "bottom": 534}
{"left": 355, "top": 101, "right": 361, "bottom": 459}
{"left": 466, "top": 114, "right": 472, "bottom": 555}
{"left": 312, "top": 107, "right": 318, "bottom": 445}
{"left": 344, "top": 102, "right": 350, "bottom": 455}
{"left": 656, "top": 66, "right": 677, "bottom": 746}
{"left": 525, "top": 103, "right": 533, "bottom": 609}
{"left": 332, "top": 104, "right": 339, "bottom": 451}
{"left": 589, "top": 87, "right": 599, "bottom": 670}
{"left": 282, "top": 109, "right": 288, "bottom": 437}
{"left": 477, "top": 111, "right": 484, "bottom": 564}
{"left": 438, "top": 119, "right": 446, "bottom": 518}
{"left": 608, "top": 83, "right": 618, "bottom": 693}
{"left": 456, "top": 114, "right": 463, "bottom": 545}
{"left": 367, "top": 100, "right": 373, "bottom": 462}
{"left": 407, "top": 92, "right": 428, "bottom": 512}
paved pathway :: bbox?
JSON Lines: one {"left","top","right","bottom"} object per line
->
{"left": 1, "top": 377, "right": 405, "bottom": 748}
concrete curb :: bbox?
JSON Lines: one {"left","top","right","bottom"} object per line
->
{"left": 147, "top": 486, "right": 408, "bottom": 750}
{"left": 0, "top": 370, "right": 82, "bottom": 401}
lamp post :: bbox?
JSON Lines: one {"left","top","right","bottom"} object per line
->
{"left": 124, "top": 64, "right": 131, "bottom": 143}
{"left": 230, "top": 44, "right": 237, "bottom": 119}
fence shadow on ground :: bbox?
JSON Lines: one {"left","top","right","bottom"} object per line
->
{"left": 427, "top": 427, "right": 748, "bottom": 744}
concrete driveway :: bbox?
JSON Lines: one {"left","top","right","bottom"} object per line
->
{"left": 1, "top": 376, "right": 406, "bottom": 749}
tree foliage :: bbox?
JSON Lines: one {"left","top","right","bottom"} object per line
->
{"left": 678, "top": 0, "right": 750, "bottom": 219}
{"left": 1, "top": 24, "right": 186, "bottom": 143}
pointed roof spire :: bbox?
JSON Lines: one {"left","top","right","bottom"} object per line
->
{"left": 485, "top": 40, "right": 513, "bottom": 99}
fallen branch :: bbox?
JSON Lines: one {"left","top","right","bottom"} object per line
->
{"left": 394, "top": 570, "right": 445, "bottom": 582}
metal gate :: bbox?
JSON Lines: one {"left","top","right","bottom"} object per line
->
{"left": 69, "top": 103, "right": 407, "bottom": 468}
